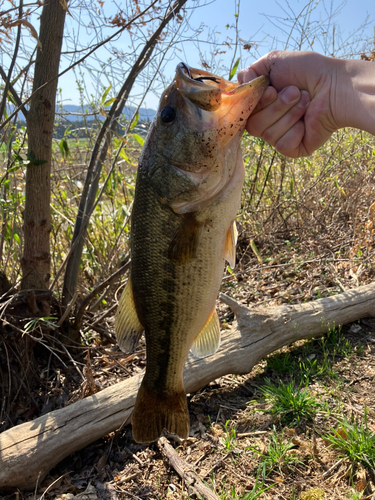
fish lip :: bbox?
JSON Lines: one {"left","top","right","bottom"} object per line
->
{"left": 175, "top": 62, "right": 220, "bottom": 89}
{"left": 176, "top": 62, "right": 269, "bottom": 93}
{"left": 231, "top": 74, "right": 269, "bottom": 94}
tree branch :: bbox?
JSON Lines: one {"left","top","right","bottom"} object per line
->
{"left": 0, "top": 1, "right": 159, "bottom": 131}
{"left": 157, "top": 436, "right": 221, "bottom": 500}
{"left": 0, "top": 0, "right": 27, "bottom": 120}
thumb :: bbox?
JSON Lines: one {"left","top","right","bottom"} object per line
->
{"left": 237, "top": 66, "right": 259, "bottom": 84}
{"left": 238, "top": 52, "right": 277, "bottom": 84}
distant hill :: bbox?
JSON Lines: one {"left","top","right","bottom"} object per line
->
{"left": 56, "top": 104, "right": 156, "bottom": 122}
{"left": 12, "top": 104, "right": 156, "bottom": 123}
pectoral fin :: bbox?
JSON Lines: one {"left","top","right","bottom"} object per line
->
{"left": 115, "top": 277, "right": 144, "bottom": 353}
{"left": 168, "top": 213, "right": 204, "bottom": 265}
{"left": 191, "top": 308, "right": 220, "bottom": 358}
{"left": 224, "top": 221, "right": 238, "bottom": 268}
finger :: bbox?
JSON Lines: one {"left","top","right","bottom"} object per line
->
{"left": 246, "top": 86, "right": 302, "bottom": 138}
{"left": 274, "top": 120, "right": 308, "bottom": 158}
{"left": 238, "top": 67, "right": 258, "bottom": 84}
{"left": 238, "top": 51, "right": 281, "bottom": 83}
{"left": 261, "top": 90, "right": 310, "bottom": 147}
{"left": 252, "top": 86, "right": 278, "bottom": 114}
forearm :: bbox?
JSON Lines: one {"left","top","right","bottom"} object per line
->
{"left": 334, "top": 59, "right": 375, "bottom": 135}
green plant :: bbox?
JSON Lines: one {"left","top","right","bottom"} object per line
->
{"left": 266, "top": 351, "right": 294, "bottom": 373}
{"left": 348, "top": 488, "right": 365, "bottom": 500}
{"left": 248, "top": 426, "right": 302, "bottom": 477}
{"left": 298, "top": 353, "right": 338, "bottom": 383}
{"left": 323, "top": 407, "right": 375, "bottom": 472}
{"left": 218, "top": 475, "right": 275, "bottom": 499}
{"left": 260, "top": 379, "right": 321, "bottom": 425}
{"left": 319, "top": 326, "right": 353, "bottom": 358}
{"left": 223, "top": 420, "right": 237, "bottom": 451}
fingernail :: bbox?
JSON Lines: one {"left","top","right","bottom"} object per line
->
{"left": 298, "top": 90, "right": 310, "bottom": 107}
{"left": 280, "top": 86, "right": 300, "bottom": 105}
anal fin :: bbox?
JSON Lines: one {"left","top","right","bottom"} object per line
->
{"left": 224, "top": 220, "right": 238, "bottom": 268}
{"left": 190, "top": 308, "right": 220, "bottom": 358}
{"left": 115, "top": 276, "right": 144, "bottom": 353}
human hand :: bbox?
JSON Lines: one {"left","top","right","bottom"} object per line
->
{"left": 238, "top": 51, "right": 341, "bottom": 158}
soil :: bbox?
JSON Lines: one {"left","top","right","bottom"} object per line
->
{"left": 1, "top": 217, "right": 375, "bottom": 500}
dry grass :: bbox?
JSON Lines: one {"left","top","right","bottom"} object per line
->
{"left": 1, "top": 128, "right": 375, "bottom": 500}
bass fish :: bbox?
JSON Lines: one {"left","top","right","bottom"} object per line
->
{"left": 116, "top": 63, "right": 268, "bottom": 443}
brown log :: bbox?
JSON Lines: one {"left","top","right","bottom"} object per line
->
{"left": 1, "top": 282, "right": 375, "bottom": 490}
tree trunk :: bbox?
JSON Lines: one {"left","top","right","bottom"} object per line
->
{"left": 0, "top": 282, "right": 374, "bottom": 490}
{"left": 21, "top": 0, "right": 66, "bottom": 291}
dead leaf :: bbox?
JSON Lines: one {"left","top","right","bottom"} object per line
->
{"left": 95, "top": 452, "right": 108, "bottom": 472}
{"left": 355, "top": 469, "right": 368, "bottom": 492}
{"left": 5, "top": 19, "right": 42, "bottom": 50}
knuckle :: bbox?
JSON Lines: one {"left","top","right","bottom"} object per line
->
{"left": 262, "top": 128, "right": 274, "bottom": 144}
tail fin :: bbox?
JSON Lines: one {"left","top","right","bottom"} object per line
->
{"left": 131, "top": 380, "right": 190, "bottom": 443}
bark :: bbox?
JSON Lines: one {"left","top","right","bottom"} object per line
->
{"left": 0, "top": 282, "right": 374, "bottom": 490}
{"left": 21, "top": 0, "right": 66, "bottom": 290}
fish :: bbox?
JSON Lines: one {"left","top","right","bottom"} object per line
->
{"left": 115, "top": 62, "right": 268, "bottom": 443}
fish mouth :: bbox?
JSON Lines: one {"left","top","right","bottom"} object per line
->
{"left": 175, "top": 62, "right": 269, "bottom": 112}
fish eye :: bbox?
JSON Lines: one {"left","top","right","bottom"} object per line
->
{"left": 160, "top": 106, "right": 176, "bottom": 124}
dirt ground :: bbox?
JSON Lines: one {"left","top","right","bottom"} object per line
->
{"left": 1, "top": 215, "right": 375, "bottom": 500}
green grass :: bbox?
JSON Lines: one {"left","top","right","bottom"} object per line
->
{"left": 260, "top": 379, "right": 322, "bottom": 425}
{"left": 218, "top": 476, "right": 275, "bottom": 500}
{"left": 323, "top": 407, "right": 375, "bottom": 472}
{"left": 247, "top": 426, "right": 303, "bottom": 477}
{"left": 223, "top": 420, "right": 238, "bottom": 451}
{"left": 265, "top": 326, "right": 353, "bottom": 386}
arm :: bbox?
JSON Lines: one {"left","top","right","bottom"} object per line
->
{"left": 238, "top": 51, "right": 375, "bottom": 158}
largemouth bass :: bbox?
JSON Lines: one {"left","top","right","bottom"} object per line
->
{"left": 116, "top": 63, "right": 268, "bottom": 443}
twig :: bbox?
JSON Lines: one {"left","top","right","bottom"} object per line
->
{"left": 57, "top": 291, "right": 79, "bottom": 327}
{"left": 157, "top": 436, "right": 221, "bottom": 500}
{"left": 124, "top": 447, "right": 145, "bottom": 467}
{"left": 73, "top": 259, "right": 131, "bottom": 330}
{"left": 83, "top": 303, "right": 118, "bottom": 333}
{"left": 0, "top": 1, "right": 159, "bottom": 130}
{"left": 322, "top": 458, "right": 344, "bottom": 479}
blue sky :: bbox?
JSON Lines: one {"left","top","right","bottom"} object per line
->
{"left": 57, "top": 0, "right": 374, "bottom": 110}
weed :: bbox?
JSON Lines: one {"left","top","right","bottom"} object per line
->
{"left": 323, "top": 407, "right": 375, "bottom": 472}
{"left": 260, "top": 379, "right": 321, "bottom": 425}
{"left": 248, "top": 426, "right": 302, "bottom": 477}
{"left": 219, "top": 475, "right": 275, "bottom": 499}
{"left": 298, "top": 353, "right": 338, "bottom": 383}
{"left": 320, "top": 326, "right": 353, "bottom": 358}
{"left": 266, "top": 351, "right": 294, "bottom": 373}
{"left": 223, "top": 420, "right": 237, "bottom": 451}
{"left": 347, "top": 489, "right": 365, "bottom": 500}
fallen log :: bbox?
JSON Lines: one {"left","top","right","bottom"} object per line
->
{"left": 1, "top": 282, "right": 374, "bottom": 490}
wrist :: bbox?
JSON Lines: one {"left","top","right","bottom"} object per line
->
{"left": 334, "top": 59, "right": 375, "bottom": 134}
